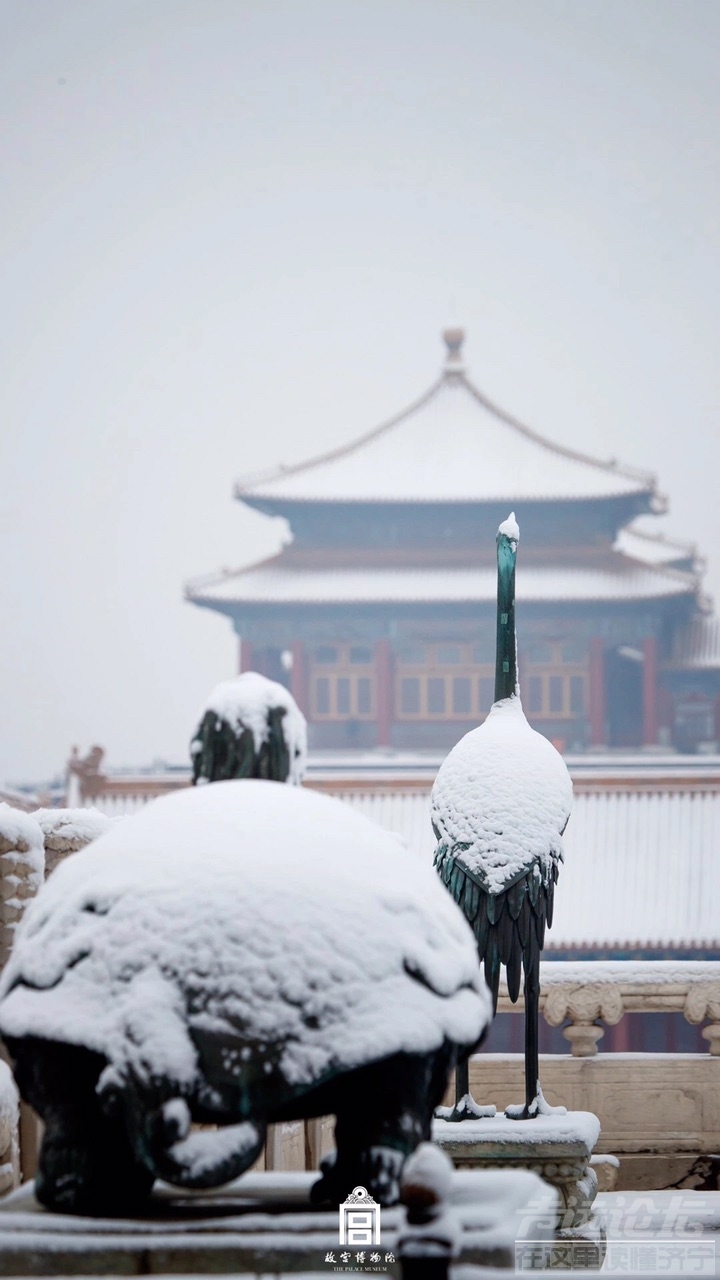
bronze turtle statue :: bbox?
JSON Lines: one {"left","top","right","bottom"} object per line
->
{"left": 0, "top": 780, "right": 491, "bottom": 1215}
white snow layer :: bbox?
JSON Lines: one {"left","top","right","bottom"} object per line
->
{"left": 497, "top": 512, "right": 519, "bottom": 542}
{"left": 433, "top": 1109, "right": 600, "bottom": 1152}
{"left": 198, "top": 673, "right": 307, "bottom": 784}
{"left": 239, "top": 373, "right": 648, "bottom": 504}
{"left": 0, "top": 804, "right": 44, "bottom": 888}
{"left": 189, "top": 558, "right": 695, "bottom": 608}
{"left": 430, "top": 697, "right": 573, "bottom": 894}
{"left": 32, "top": 808, "right": 115, "bottom": 846}
{"left": 401, "top": 1142, "right": 455, "bottom": 1203}
{"left": 0, "top": 781, "right": 491, "bottom": 1095}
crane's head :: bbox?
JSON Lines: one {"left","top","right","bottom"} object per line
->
{"left": 497, "top": 512, "right": 519, "bottom": 550}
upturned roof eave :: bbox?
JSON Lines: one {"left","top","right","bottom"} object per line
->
{"left": 185, "top": 557, "right": 700, "bottom": 611}
{"left": 233, "top": 365, "right": 660, "bottom": 507}
{"left": 188, "top": 591, "right": 697, "bottom": 614}
{"left": 238, "top": 488, "right": 657, "bottom": 511}
{"left": 615, "top": 522, "right": 704, "bottom": 575}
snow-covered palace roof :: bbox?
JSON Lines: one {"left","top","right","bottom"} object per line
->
{"left": 235, "top": 331, "right": 661, "bottom": 508}
{"left": 187, "top": 551, "right": 699, "bottom": 609}
{"left": 614, "top": 521, "right": 701, "bottom": 573}
{"left": 666, "top": 615, "right": 720, "bottom": 671}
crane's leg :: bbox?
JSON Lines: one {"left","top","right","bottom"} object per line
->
{"left": 524, "top": 948, "right": 540, "bottom": 1115}
{"left": 455, "top": 1057, "right": 469, "bottom": 1107}
{"left": 505, "top": 947, "right": 542, "bottom": 1120}
{"left": 434, "top": 1051, "right": 496, "bottom": 1122}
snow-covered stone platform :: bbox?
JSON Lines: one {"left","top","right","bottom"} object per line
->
{"left": 0, "top": 1169, "right": 556, "bottom": 1275}
{"left": 434, "top": 1111, "right": 601, "bottom": 1235}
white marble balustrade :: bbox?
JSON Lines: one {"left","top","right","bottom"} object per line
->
{"left": 496, "top": 960, "right": 720, "bottom": 1056}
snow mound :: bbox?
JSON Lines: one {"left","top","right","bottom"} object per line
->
{"left": 0, "top": 781, "right": 491, "bottom": 1097}
{"left": 431, "top": 697, "right": 573, "bottom": 895}
{"left": 194, "top": 672, "right": 307, "bottom": 784}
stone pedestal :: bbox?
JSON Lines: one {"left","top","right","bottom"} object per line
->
{"left": 0, "top": 1168, "right": 557, "bottom": 1275}
{"left": 467, "top": 1051, "right": 720, "bottom": 1191}
{"left": 433, "top": 1110, "right": 603, "bottom": 1252}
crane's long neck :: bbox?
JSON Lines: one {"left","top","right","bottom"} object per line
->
{"left": 495, "top": 532, "right": 518, "bottom": 702}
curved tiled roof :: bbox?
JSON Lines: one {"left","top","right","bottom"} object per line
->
{"left": 615, "top": 521, "right": 700, "bottom": 570}
{"left": 236, "top": 334, "right": 661, "bottom": 507}
{"left": 667, "top": 616, "right": 720, "bottom": 670}
{"left": 187, "top": 552, "right": 698, "bottom": 609}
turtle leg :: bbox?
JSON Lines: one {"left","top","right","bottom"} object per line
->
{"left": 311, "top": 1045, "right": 454, "bottom": 1207}
{"left": 10, "top": 1037, "right": 154, "bottom": 1216}
{"left": 133, "top": 1097, "right": 267, "bottom": 1189}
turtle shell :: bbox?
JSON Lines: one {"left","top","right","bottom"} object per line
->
{"left": 0, "top": 781, "right": 490, "bottom": 1103}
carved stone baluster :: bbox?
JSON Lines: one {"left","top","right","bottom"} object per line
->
{"left": 544, "top": 984, "right": 624, "bottom": 1057}
{"left": 0, "top": 808, "right": 45, "bottom": 1184}
{"left": 683, "top": 983, "right": 720, "bottom": 1055}
{"left": 0, "top": 809, "right": 44, "bottom": 972}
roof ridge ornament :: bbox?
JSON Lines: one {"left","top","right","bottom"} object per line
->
{"left": 442, "top": 327, "right": 466, "bottom": 375}
{"left": 232, "top": 329, "right": 660, "bottom": 504}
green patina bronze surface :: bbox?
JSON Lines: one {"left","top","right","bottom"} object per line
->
{"left": 435, "top": 520, "right": 554, "bottom": 1120}
{"left": 494, "top": 529, "right": 518, "bottom": 703}
{"left": 191, "top": 706, "right": 292, "bottom": 785}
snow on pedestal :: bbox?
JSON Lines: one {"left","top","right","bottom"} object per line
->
{"left": 433, "top": 1109, "right": 602, "bottom": 1236}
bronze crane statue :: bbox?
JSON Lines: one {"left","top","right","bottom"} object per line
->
{"left": 431, "top": 514, "right": 573, "bottom": 1119}
{"left": 190, "top": 672, "right": 307, "bottom": 786}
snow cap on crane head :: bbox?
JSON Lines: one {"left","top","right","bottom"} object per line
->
{"left": 497, "top": 511, "right": 519, "bottom": 544}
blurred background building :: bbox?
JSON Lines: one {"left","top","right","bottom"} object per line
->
{"left": 187, "top": 331, "right": 720, "bottom": 756}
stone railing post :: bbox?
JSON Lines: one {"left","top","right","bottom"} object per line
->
{"left": 32, "top": 808, "right": 114, "bottom": 878}
{"left": 683, "top": 983, "right": 720, "bottom": 1055}
{"left": 544, "top": 984, "right": 624, "bottom": 1057}
{"left": 0, "top": 808, "right": 44, "bottom": 972}
{"left": 0, "top": 806, "right": 45, "bottom": 1190}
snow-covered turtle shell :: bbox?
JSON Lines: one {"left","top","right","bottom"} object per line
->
{"left": 0, "top": 781, "right": 491, "bottom": 1098}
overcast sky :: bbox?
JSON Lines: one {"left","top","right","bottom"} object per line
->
{"left": 2, "top": 0, "right": 720, "bottom": 783}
